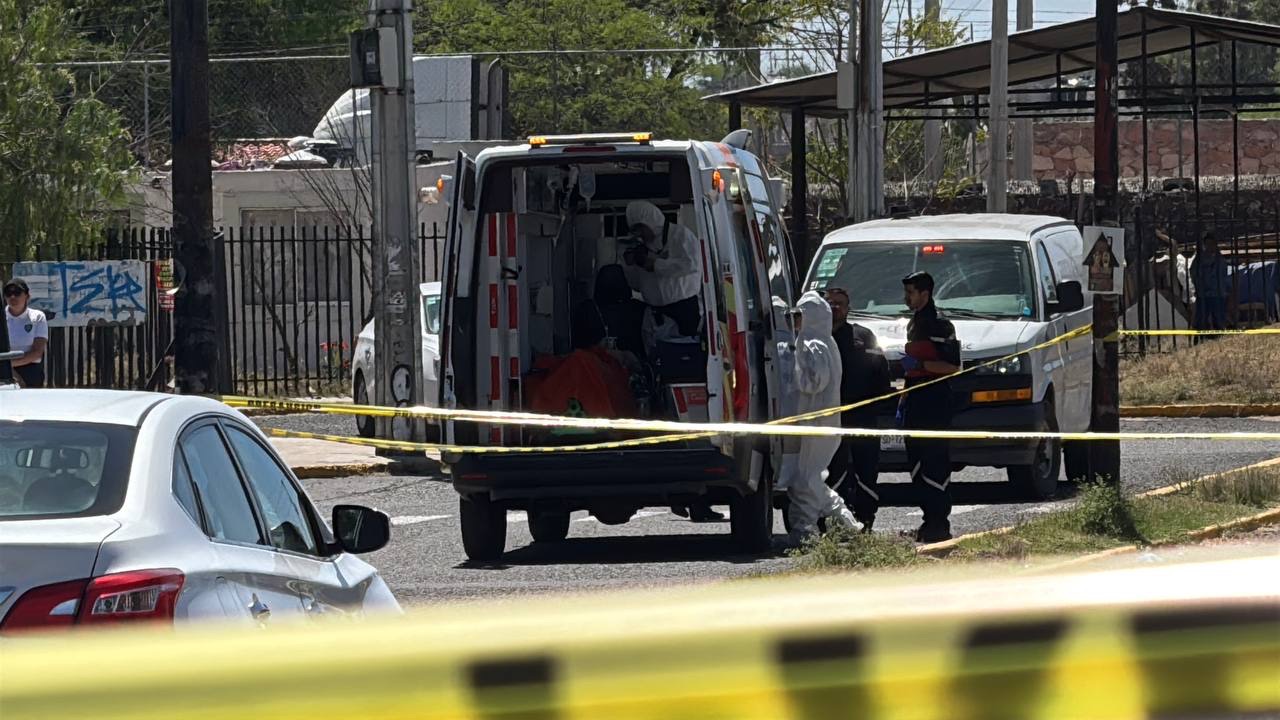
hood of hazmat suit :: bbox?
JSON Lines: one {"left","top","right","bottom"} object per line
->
{"left": 784, "top": 291, "right": 856, "bottom": 542}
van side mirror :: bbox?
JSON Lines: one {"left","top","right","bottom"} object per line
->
{"left": 332, "top": 504, "right": 391, "bottom": 554}
{"left": 1047, "top": 281, "right": 1085, "bottom": 315}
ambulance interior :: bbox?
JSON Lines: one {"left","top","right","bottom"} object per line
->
{"left": 462, "top": 156, "right": 714, "bottom": 445}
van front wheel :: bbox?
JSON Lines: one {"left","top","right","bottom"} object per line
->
{"left": 460, "top": 494, "right": 507, "bottom": 561}
{"left": 1008, "top": 401, "right": 1062, "bottom": 500}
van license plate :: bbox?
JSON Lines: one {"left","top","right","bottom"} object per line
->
{"left": 880, "top": 434, "right": 905, "bottom": 452}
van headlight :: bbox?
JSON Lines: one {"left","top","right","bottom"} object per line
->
{"left": 972, "top": 353, "right": 1028, "bottom": 375}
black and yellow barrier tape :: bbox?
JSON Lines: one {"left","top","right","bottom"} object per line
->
{"left": 0, "top": 553, "right": 1276, "bottom": 719}
{"left": 223, "top": 326, "right": 1096, "bottom": 454}
{"left": 262, "top": 423, "right": 1280, "bottom": 456}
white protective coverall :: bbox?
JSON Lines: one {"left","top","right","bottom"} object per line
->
{"left": 786, "top": 292, "right": 857, "bottom": 541}
{"left": 623, "top": 200, "right": 701, "bottom": 308}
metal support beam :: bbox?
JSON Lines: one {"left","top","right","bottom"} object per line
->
{"left": 791, "top": 107, "right": 809, "bottom": 265}
{"left": 1090, "top": 0, "right": 1121, "bottom": 488}
{"left": 855, "top": 0, "right": 884, "bottom": 221}
{"left": 1013, "top": 0, "right": 1034, "bottom": 181}
{"left": 171, "top": 0, "right": 230, "bottom": 395}
{"left": 368, "top": 0, "right": 425, "bottom": 443}
{"left": 987, "top": 0, "right": 1009, "bottom": 211}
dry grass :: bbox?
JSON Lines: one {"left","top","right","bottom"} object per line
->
{"left": 1120, "top": 324, "right": 1280, "bottom": 405}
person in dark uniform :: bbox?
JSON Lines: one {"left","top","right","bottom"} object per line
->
{"left": 898, "top": 272, "right": 961, "bottom": 543}
{"left": 822, "top": 288, "right": 891, "bottom": 531}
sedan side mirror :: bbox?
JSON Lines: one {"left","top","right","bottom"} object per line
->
{"left": 1047, "top": 281, "right": 1085, "bottom": 315}
{"left": 332, "top": 504, "right": 391, "bottom": 554}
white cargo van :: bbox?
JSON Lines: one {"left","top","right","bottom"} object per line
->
{"left": 437, "top": 132, "right": 802, "bottom": 560}
{"left": 804, "top": 214, "right": 1092, "bottom": 499}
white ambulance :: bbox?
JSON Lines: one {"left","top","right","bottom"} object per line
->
{"left": 437, "top": 132, "right": 800, "bottom": 561}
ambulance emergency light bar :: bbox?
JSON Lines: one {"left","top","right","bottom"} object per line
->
{"left": 528, "top": 132, "right": 653, "bottom": 147}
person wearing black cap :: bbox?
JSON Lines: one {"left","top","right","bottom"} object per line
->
{"left": 898, "top": 271, "right": 960, "bottom": 542}
{"left": 4, "top": 278, "right": 49, "bottom": 388}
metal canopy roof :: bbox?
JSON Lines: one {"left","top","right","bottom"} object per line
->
{"left": 705, "top": 7, "right": 1280, "bottom": 116}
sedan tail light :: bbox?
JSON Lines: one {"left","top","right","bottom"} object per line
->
{"left": 1, "top": 570, "right": 184, "bottom": 634}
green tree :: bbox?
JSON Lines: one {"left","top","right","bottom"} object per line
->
{"left": 417, "top": 0, "right": 726, "bottom": 138}
{"left": 0, "top": 0, "right": 133, "bottom": 258}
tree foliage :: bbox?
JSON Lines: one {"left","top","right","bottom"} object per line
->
{"left": 417, "top": 0, "right": 730, "bottom": 138}
{"left": 0, "top": 0, "right": 133, "bottom": 258}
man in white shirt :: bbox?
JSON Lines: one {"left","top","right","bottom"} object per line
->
{"left": 4, "top": 279, "right": 49, "bottom": 388}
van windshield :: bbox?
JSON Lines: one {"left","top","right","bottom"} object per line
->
{"left": 808, "top": 240, "right": 1037, "bottom": 319}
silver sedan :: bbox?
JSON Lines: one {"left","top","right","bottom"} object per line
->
{"left": 0, "top": 388, "right": 400, "bottom": 633}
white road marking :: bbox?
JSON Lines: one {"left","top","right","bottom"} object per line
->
{"left": 390, "top": 515, "right": 452, "bottom": 526}
{"left": 905, "top": 504, "right": 989, "bottom": 518}
{"left": 573, "top": 509, "right": 671, "bottom": 524}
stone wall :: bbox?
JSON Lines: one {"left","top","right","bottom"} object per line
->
{"left": 1029, "top": 119, "right": 1280, "bottom": 179}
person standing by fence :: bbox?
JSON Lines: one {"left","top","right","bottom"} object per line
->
{"left": 4, "top": 279, "right": 48, "bottom": 388}
{"left": 1191, "top": 231, "right": 1232, "bottom": 334}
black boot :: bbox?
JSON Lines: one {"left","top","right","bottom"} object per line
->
{"left": 915, "top": 521, "right": 951, "bottom": 544}
{"left": 689, "top": 501, "right": 726, "bottom": 523}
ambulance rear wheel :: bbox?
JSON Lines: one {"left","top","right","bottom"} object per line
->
{"left": 460, "top": 494, "right": 506, "bottom": 562}
{"left": 731, "top": 456, "right": 774, "bottom": 553}
{"left": 529, "top": 510, "right": 571, "bottom": 543}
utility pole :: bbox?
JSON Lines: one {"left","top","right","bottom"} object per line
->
{"left": 1090, "top": 0, "right": 1121, "bottom": 487}
{"left": 171, "top": 0, "right": 228, "bottom": 395}
{"left": 845, "top": 0, "right": 857, "bottom": 221}
{"left": 854, "top": 0, "right": 884, "bottom": 221}
{"left": 987, "top": 0, "right": 1009, "bottom": 212}
{"left": 1013, "top": 0, "right": 1034, "bottom": 181}
{"left": 364, "top": 0, "right": 425, "bottom": 442}
{"left": 923, "top": 0, "right": 944, "bottom": 184}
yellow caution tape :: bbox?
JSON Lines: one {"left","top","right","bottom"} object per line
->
{"left": 224, "top": 326, "right": 1096, "bottom": 454}
{"left": 1, "top": 554, "right": 1276, "bottom": 719}
{"left": 263, "top": 423, "right": 1280, "bottom": 456}
{"left": 1118, "top": 327, "right": 1280, "bottom": 337}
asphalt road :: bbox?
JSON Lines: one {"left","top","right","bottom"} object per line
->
{"left": 257, "top": 413, "right": 1280, "bottom": 606}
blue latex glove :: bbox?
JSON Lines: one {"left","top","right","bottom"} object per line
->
{"left": 895, "top": 402, "right": 906, "bottom": 428}
{"left": 900, "top": 354, "right": 921, "bottom": 372}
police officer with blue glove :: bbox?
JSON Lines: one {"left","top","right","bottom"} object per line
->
{"left": 897, "top": 272, "right": 960, "bottom": 542}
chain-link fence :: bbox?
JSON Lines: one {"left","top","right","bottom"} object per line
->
{"left": 72, "top": 55, "right": 351, "bottom": 166}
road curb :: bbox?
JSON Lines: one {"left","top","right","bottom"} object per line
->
{"left": 915, "top": 455, "right": 1280, "bottom": 558}
{"left": 291, "top": 462, "right": 387, "bottom": 479}
{"left": 1030, "top": 504, "right": 1280, "bottom": 573}
{"left": 1121, "top": 403, "right": 1280, "bottom": 418}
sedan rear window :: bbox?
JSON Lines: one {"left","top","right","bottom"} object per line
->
{"left": 0, "top": 423, "right": 136, "bottom": 520}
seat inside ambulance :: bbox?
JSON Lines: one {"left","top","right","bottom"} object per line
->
{"left": 461, "top": 156, "right": 713, "bottom": 445}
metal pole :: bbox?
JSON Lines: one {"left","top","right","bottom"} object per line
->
{"left": 792, "top": 107, "right": 809, "bottom": 264}
{"left": 171, "top": 0, "right": 227, "bottom": 394}
{"left": 1191, "top": 29, "right": 1201, "bottom": 219}
{"left": 368, "top": 0, "right": 425, "bottom": 442}
{"left": 1090, "top": 0, "right": 1121, "bottom": 487}
{"left": 1012, "top": 0, "right": 1034, "bottom": 181}
{"left": 987, "top": 0, "right": 1009, "bottom": 212}
{"left": 143, "top": 60, "right": 151, "bottom": 167}
{"left": 847, "top": 0, "right": 858, "bottom": 219}
{"left": 728, "top": 101, "right": 742, "bottom": 134}
{"left": 855, "top": 0, "right": 883, "bottom": 220}
{"left": 923, "top": 0, "right": 944, "bottom": 183}
{"left": 1140, "top": 12, "right": 1149, "bottom": 196}
{"left": 1231, "top": 41, "right": 1240, "bottom": 211}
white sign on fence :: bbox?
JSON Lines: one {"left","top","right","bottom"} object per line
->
{"left": 12, "top": 260, "right": 148, "bottom": 327}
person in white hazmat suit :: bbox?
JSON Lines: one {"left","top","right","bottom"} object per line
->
{"left": 623, "top": 200, "right": 703, "bottom": 342}
{"left": 783, "top": 292, "right": 858, "bottom": 545}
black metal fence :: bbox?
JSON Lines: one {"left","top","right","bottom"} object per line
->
{"left": 223, "top": 223, "right": 445, "bottom": 397}
{"left": 3, "top": 223, "right": 445, "bottom": 397}
{"left": 1126, "top": 199, "right": 1280, "bottom": 354}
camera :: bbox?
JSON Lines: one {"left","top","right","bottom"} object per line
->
{"left": 620, "top": 235, "right": 649, "bottom": 267}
